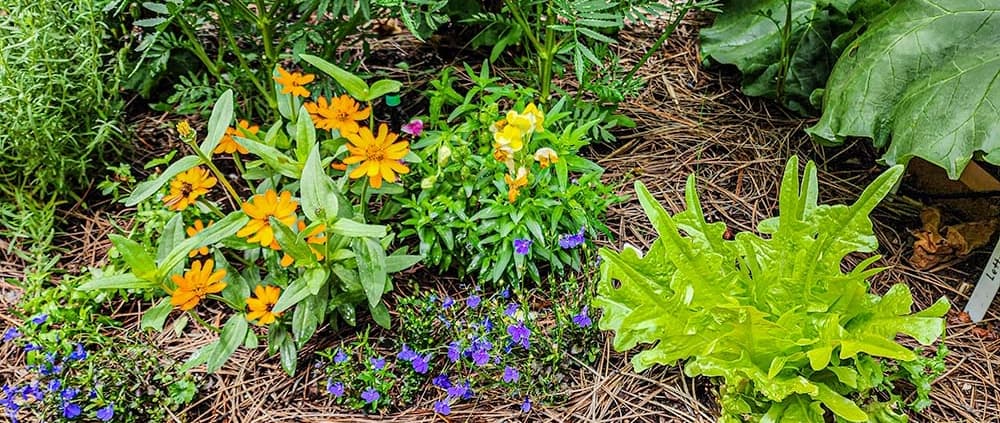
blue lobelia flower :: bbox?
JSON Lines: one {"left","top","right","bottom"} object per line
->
{"left": 447, "top": 341, "right": 461, "bottom": 363}
{"left": 507, "top": 321, "right": 531, "bottom": 349}
{"left": 471, "top": 348, "right": 490, "bottom": 367}
{"left": 332, "top": 349, "right": 348, "bottom": 364}
{"left": 370, "top": 357, "right": 386, "bottom": 370}
{"left": 502, "top": 366, "right": 520, "bottom": 383}
{"left": 513, "top": 238, "right": 532, "bottom": 255}
{"left": 521, "top": 397, "right": 532, "bottom": 413}
{"left": 503, "top": 303, "right": 518, "bottom": 318}
{"left": 23, "top": 343, "right": 41, "bottom": 353}
{"left": 326, "top": 381, "right": 345, "bottom": 398}
{"left": 558, "top": 227, "right": 586, "bottom": 249}
{"left": 441, "top": 296, "right": 455, "bottom": 309}
{"left": 433, "top": 399, "right": 451, "bottom": 415}
{"left": 572, "top": 306, "right": 592, "bottom": 328}
{"left": 30, "top": 314, "right": 48, "bottom": 325}
{"left": 21, "top": 384, "right": 43, "bottom": 401}
{"left": 466, "top": 295, "right": 481, "bottom": 309}
{"left": 60, "top": 387, "right": 78, "bottom": 400}
{"left": 47, "top": 380, "right": 61, "bottom": 392}
{"left": 68, "top": 344, "right": 87, "bottom": 361}
{"left": 361, "top": 388, "right": 380, "bottom": 404}
{"left": 397, "top": 344, "right": 417, "bottom": 362}
{"left": 432, "top": 374, "right": 451, "bottom": 389}
{"left": 2, "top": 328, "right": 20, "bottom": 343}
{"left": 501, "top": 288, "right": 511, "bottom": 299}
{"left": 412, "top": 354, "right": 430, "bottom": 374}
{"left": 96, "top": 404, "right": 114, "bottom": 422}
{"left": 62, "top": 402, "right": 81, "bottom": 419}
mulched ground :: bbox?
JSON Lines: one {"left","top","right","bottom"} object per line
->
{"left": 2, "top": 11, "right": 999, "bottom": 423}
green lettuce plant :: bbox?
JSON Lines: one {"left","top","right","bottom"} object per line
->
{"left": 595, "top": 156, "right": 949, "bottom": 422}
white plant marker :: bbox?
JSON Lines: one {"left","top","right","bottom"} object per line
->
{"left": 964, "top": 239, "right": 1000, "bottom": 322}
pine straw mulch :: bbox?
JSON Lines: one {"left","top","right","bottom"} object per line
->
{"left": 3, "top": 12, "right": 1000, "bottom": 423}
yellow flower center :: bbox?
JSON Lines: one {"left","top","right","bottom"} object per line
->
{"left": 365, "top": 145, "right": 386, "bottom": 161}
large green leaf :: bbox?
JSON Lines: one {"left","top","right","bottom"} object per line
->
{"left": 701, "top": 0, "right": 887, "bottom": 114}
{"left": 808, "top": 0, "right": 1000, "bottom": 178}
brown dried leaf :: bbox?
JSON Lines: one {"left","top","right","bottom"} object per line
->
{"left": 910, "top": 207, "right": 999, "bottom": 270}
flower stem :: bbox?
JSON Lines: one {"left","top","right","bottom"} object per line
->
{"left": 184, "top": 139, "right": 241, "bottom": 210}
{"left": 188, "top": 310, "right": 221, "bottom": 334}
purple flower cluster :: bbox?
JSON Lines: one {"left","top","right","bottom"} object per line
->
{"left": 513, "top": 238, "right": 532, "bottom": 255}
{"left": 572, "top": 306, "right": 592, "bottom": 328}
{"left": 397, "top": 345, "right": 431, "bottom": 374}
{"left": 1, "top": 332, "right": 113, "bottom": 423}
{"left": 558, "top": 227, "right": 586, "bottom": 249}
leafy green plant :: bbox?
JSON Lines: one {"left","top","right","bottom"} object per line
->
{"left": 124, "top": 0, "right": 376, "bottom": 118}
{"left": 402, "top": 64, "right": 617, "bottom": 285}
{"left": 0, "top": 0, "right": 124, "bottom": 200}
{"left": 700, "top": 0, "right": 892, "bottom": 114}
{"left": 807, "top": 0, "right": 1000, "bottom": 179}
{"left": 79, "top": 57, "right": 420, "bottom": 375}
{"left": 595, "top": 156, "right": 949, "bottom": 422}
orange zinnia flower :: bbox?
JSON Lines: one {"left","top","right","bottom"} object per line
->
{"left": 273, "top": 67, "right": 314, "bottom": 98}
{"left": 304, "top": 95, "right": 371, "bottom": 136}
{"left": 215, "top": 120, "right": 258, "bottom": 155}
{"left": 246, "top": 285, "right": 282, "bottom": 325}
{"left": 169, "top": 259, "right": 227, "bottom": 311}
{"left": 186, "top": 219, "right": 213, "bottom": 257}
{"left": 163, "top": 166, "right": 217, "bottom": 211}
{"left": 237, "top": 190, "right": 298, "bottom": 248}
{"left": 343, "top": 123, "right": 410, "bottom": 189}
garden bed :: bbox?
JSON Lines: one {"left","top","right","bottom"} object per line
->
{"left": 2, "top": 11, "right": 999, "bottom": 423}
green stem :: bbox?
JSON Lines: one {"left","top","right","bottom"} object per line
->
{"left": 359, "top": 182, "right": 369, "bottom": 223}
{"left": 776, "top": 0, "right": 793, "bottom": 102}
{"left": 175, "top": 15, "right": 220, "bottom": 76}
{"left": 539, "top": 20, "right": 556, "bottom": 102}
{"left": 189, "top": 310, "right": 221, "bottom": 334}
{"left": 217, "top": 10, "right": 268, "bottom": 100}
{"left": 232, "top": 153, "right": 253, "bottom": 192}
{"left": 184, "top": 139, "right": 241, "bottom": 209}
{"left": 505, "top": 0, "right": 545, "bottom": 53}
